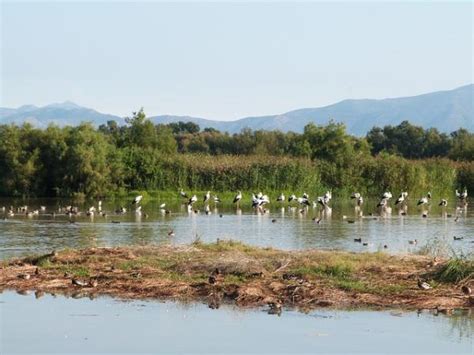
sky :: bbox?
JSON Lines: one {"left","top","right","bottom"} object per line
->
{"left": 1, "top": 1, "right": 473, "bottom": 120}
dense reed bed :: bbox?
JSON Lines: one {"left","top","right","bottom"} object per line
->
{"left": 119, "top": 154, "right": 465, "bottom": 198}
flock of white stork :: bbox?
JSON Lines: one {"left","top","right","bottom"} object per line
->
{"left": 169, "top": 188, "right": 469, "bottom": 216}
{"left": 1, "top": 188, "right": 468, "bottom": 219}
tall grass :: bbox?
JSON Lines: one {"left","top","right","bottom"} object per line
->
{"left": 140, "top": 154, "right": 323, "bottom": 192}
{"left": 113, "top": 154, "right": 463, "bottom": 198}
{"left": 432, "top": 255, "right": 474, "bottom": 283}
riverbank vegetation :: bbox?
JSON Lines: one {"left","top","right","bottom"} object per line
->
{"left": 1, "top": 241, "right": 472, "bottom": 310}
{"left": 0, "top": 109, "right": 472, "bottom": 197}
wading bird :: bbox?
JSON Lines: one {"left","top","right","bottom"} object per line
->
{"left": 252, "top": 193, "right": 270, "bottom": 211}
{"left": 276, "top": 193, "right": 285, "bottom": 202}
{"left": 317, "top": 196, "right": 328, "bottom": 208}
{"left": 180, "top": 189, "right": 188, "bottom": 199}
{"left": 417, "top": 192, "right": 431, "bottom": 206}
{"left": 439, "top": 199, "right": 448, "bottom": 207}
{"left": 188, "top": 195, "right": 198, "bottom": 206}
{"left": 377, "top": 198, "right": 388, "bottom": 208}
{"left": 395, "top": 192, "right": 408, "bottom": 206}
{"left": 132, "top": 195, "right": 143, "bottom": 205}
{"left": 351, "top": 192, "right": 363, "bottom": 207}
{"left": 350, "top": 192, "right": 361, "bottom": 200}
{"left": 456, "top": 189, "right": 468, "bottom": 201}
{"left": 297, "top": 196, "right": 311, "bottom": 207}
{"left": 204, "top": 191, "right": 211, "bottom": 204}
{"left": 233, "top": 191, "right": 242, "bottom": 205}
{"left": 323, "top": 191, "right": 332, "bottom": 202}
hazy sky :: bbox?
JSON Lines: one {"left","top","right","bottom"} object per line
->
{"left": 1, "top": 1, "right": 473, "bottom": 120}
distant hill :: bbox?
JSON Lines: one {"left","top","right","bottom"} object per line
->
{"left": 1, "top": 84, "right": 472, "bottom": 135}
{"left": 150, "top": 84, "right": 474, "bottom": 135}
{"left": 0, "top": 101, "right": 122, "bottom": 127}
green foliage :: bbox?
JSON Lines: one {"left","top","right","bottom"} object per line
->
{"left": 432, "top": 256, "right": 474, "bottom": 283}
{"left": 0, "top": 112, "right": 471, "bottom": 197}
{"left": 367, "top": 120, "right": 472, "bottom": 160}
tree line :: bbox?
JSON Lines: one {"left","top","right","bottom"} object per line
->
{"left": 0, "top": 108, "right": 472, "bottom": 198}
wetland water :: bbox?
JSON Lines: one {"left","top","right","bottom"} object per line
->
{"left": 0, "top": 291, "right": 472, "bottom": 354}
{"left": 1, "top": 197, "right": 473, "bottom": 354}
{"left": 0, "top": 198, "right": 472, "bottom": 259}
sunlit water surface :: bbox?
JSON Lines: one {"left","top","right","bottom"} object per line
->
{"left": 0, "top": 198, "right": 472, "bottom": 259}
{"left": 0, "top": 291, "right": 472, "bottom": 354}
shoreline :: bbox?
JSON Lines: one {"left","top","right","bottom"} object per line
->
{"left": 1, "top": 241, "right": 472, "bottom": 311}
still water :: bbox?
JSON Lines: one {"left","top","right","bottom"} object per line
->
{"left": 0, "top": 198, "right": 472, "bottom": 259}
{"left": 0, "top": 291, "right": 472, "bottom": 354}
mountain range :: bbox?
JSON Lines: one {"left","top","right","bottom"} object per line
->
{"left": 1, "top": 84, "right": 472, "bottom": 135}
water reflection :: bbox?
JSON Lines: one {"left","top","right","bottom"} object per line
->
{"left": 0, "top": 198, "right": 472, "bottom": 259}
{"left": 0, "top": 291, "right": 472, "bottom": 354}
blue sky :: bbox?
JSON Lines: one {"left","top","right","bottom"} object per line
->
{"left": 1, "top": 1, "right": 473, "bottom": 120}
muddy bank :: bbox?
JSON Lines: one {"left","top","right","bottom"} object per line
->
{"left": 1, "top": 241, "right": 472, "bottom": 311}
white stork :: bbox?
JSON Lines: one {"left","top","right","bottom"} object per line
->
{"left": 180, "top": 189, "right": 188, "bottom": 199}
{"left": 417, "top": 192, "right": 431, "bottom": 206}
{"left": 438, "top": 199, "right": 448, "bottom": 207}
{"left": 395, "top": 192, "right": 408, "bottom": 205}
{"left": 456, "top": 189, "right": 468, "bottom": 201}
{"left": 132, "top": 195, "right": 143, "bottom": 205}
{"left": 204, "top": 191, "right": 211, "bottom": 203}
{"left": 188, "top": 195, "right": 198, "bottom": 206}
{"left": 233, "top": 191, "right": 242, "bottom": 204}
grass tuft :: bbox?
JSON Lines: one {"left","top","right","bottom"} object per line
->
{"left": 432, "top": 256, "right": 474, "bottom": 283}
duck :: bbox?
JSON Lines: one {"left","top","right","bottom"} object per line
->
{"left": 267, "top": 300, "right": 282, "bottom": 315}
{"left": 417, "top": 279, "right": 431, "bottom": 290}
{"left": 208, "top": 268, "right": 223, "bottom": 285}
{"left": 116, "top": 207, "right": 127, "bottom": 214}
{"left": 461, "top": 285, "right": 471, "bottom": 295}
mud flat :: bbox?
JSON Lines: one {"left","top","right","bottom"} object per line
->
{"left": 1, "top": 241, "right": 472, "bottom": 311}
